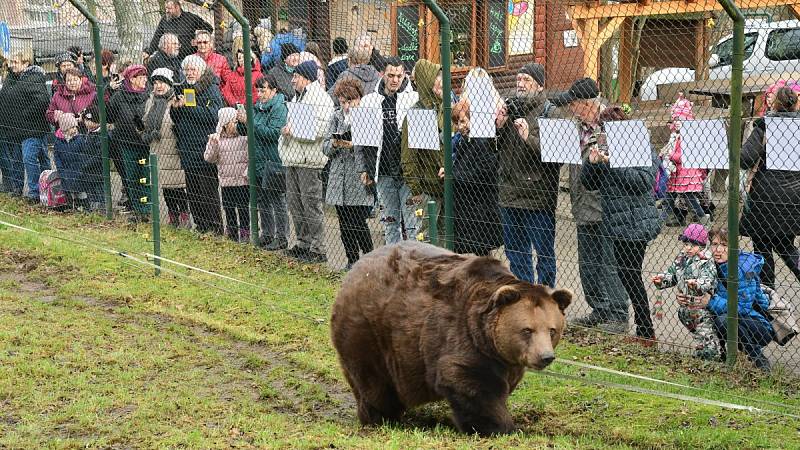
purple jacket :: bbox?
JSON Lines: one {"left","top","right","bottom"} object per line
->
{"left": 46, "top": 78, "right": 97, "bottom": 125}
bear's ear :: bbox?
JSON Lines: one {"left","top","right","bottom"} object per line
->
{"left": 551, "top": 289, "right": 573, "bottom": 313}
{"left": 489, "top": 285, "right": 520, "bottom": 310}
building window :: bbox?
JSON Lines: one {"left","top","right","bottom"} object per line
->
{"left": 508, "top": 0, "right": 535, "bottom": 56}
{"left": 444, "top": 2, "right": 474, "bottom": 68}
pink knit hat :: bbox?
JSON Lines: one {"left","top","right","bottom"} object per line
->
{"left": 216, "top": 107, "right": 237, "bottom": 134}
{"left": 671, "top": 97, "right": 694, "bottom": 121}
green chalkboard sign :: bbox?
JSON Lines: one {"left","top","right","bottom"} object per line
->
{"left": 487, "top": 0, "right": 506, "bottom": 68}
{"left": 396, "top": 5, "right": 420, "bottom": 73}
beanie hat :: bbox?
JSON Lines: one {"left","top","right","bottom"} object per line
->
{"left": 150, "top": 67, "right": 175, "bottom": 86}
{"left": 295, "top": 60, "right": 318, "bottom": 82}
{"left": 671, "top": 97, "right": 694, "bottom": 121}
{"left": 679, "top": 223, "right": 708, "bottom": 246}
{"left": 280, "top": 42, "right": 301, "bottom": 62}
{"left": 216, "top": 107, "right": 238, "bottom": 134}
{"left": 58, "top": 113, "right": 78, "bottom": 132}
{"left": 122, "top": 64, "right": 148, "bottom": 80}
{"left": 55, "top": 51, "right": 77, "bottom": 68}
{"left": 518, "top": 63, "right": 545, "bottom": 87}
{"left": 332, "top": 37, "right": 348, "bottom": 55}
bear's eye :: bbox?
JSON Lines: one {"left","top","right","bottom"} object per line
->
{"left": 521, "top": 328, "right": 533, "bottom": 337}
{"left": 549, "top": 328, "right": 556, "bottom": 340}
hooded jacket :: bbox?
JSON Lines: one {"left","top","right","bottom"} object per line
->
{"left": 401, "top": 59, "right": 444, "bottom": 198}
{"left": 356, "top": 77, "right": 418, "bottom": 181}
{"left": 267, "top": 63, "right": 295, "bottom": 102}
{"left": 0, "top": 65, "right": 50, "bottom": 141}
{"left": 222, "top": 58, "right": 262, "bottom": 107}
{"left": 204, "top": 134, "right": 248, "bottom": 187}
{"left": 170, "top": 69, "right": 223, "bottom": 170}
{"left": 46, "top": 77, "right": 97, "bottom": 125}
{"left": 328, "top": 64, "right": 381, "bottom": 102}
{"left": 107, "top": 83, "right": 150, "bottom": 146}
{"left": 278, "top": 80, "right": 334, "bottom": 170}
{"left": 197, "top": 51, "right": 230, "bottom": 80}
{"left": 239, "top": 92, "right": 288, "bottom": 174}
{"left": 707, "top": 251, "right": 773, "bottom": 334}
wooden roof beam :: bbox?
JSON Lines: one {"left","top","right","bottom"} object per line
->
{"left": 569, "top": 0, "right": 800, "bottom": 20}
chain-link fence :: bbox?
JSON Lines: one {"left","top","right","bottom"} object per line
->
{"left": 1, "top": 0, "right": 798, "bottom": 373}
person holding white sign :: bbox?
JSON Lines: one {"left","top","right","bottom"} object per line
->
{"left": 356, "top": 57, "right": 419, "bottom": 244}
{"left": 551, "top": 77, "right": 628, "bottom": 332}
{"left": 580, "top": 106, "right": 663, "bottom": 346}
{"left": 279, "top": 60, "right": 334, "bottom": 263}
{"left": 740, "top": 85, "right": 800, "bottom": 289}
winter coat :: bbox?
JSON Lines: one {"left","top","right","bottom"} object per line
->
{"left": 401, "top": 60, "right": 444, "bottom": 198}
{"left": 260, "top": 32, "right": 306, "bottom": 70}
{"left": 328, "top": 64, "right": 381, "bottom": 102}
{"left": 170, "top": 70, "right": 223, "bottom": 171}
{"left": 145, "top": 51, "right": 184, "bottom": 82}
{"left": 240, "top": 93, "right": 288, "bottom": 175}
{"left": 221, "top": 59, "right": 262, "bottom": 106}
{"left": 656, "top": 249, "right": 717, "bottom": 296}
{"left": 323, "top": 108, "right": 374, "bottom": 206}
{"left": 142, "top": 93, "right": 186, "bottom": 188}
{"left": 53, "top": 132, "right": 102, "bottom": 194}
{"left": 204, "top": 135, "right": 248, "bottom": 187}
{"left": 569, "top": 113, "right": 604, "bottom": 225}
{"left": 580, "top": 152, "right": 662, "bottom": 242}
{"left": 198, "top": 51, "right": 230, "bottom": 80}
{"left": 497, "top": 91, "right": 561, "bottom": 212}
{"left": 278, "top": 80, "right": 334, "bottom": 170}
{"left": 0, "top": 65, "right": 50, "bottom": 142}
{"left": 267, "top": 64, "right": 295, "bottom": 101}
{"left": 707, "top": 252, "right": 774, "bottom": 334}
{"left": 107, "top": 84, "right": 150, "bottom": 146}
{"left": 357, "top": 77, "right": 418, "bottom": 181}
{"left": 46, "top": 78, "right": 97, "bottom": 125}
{"left": 453, "top": 134, "right": 502, "bottom": 254}
{"left": 326, "top": 56, "right": 348, "bottom": 91}
{"left": 145, "top": 10, "right": 214, "bottom": 60}
{"left": 740, "top": 111, "right": 800, "bottom": 237}
{"left": 667, "top": 135, "right": 706, "bottom": 193}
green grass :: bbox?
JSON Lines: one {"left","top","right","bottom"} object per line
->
{"left": 0, "top": 196, "right": 798, "bottom": 449}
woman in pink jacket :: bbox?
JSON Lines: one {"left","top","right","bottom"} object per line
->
{"left": 665, "top": 95, "right": 709, "bottom": 226}
{"left": 46, "top": 68, "right": 97, "bottom": 126}
{"left": 221, "top": 49, "right": 261, "bottom": 107}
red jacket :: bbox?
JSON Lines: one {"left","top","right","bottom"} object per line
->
{"left": 221, "top": 59, "right": 261, "bottom": 106}
{"left": 198, "top": 51, "right": 230, "bottom": 81}
{"left": 46, "top": 77, "right": 97, "bottom": 125}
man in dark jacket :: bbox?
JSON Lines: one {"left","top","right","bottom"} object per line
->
{"left": 0, "top": 52, "right": 51, "bottom": 198}
{"left": 143, "top": 0, "right": 213, "bottom": 61}
{"left": 267, "top": 42, "right": 301, "bottom": 101}
{"left": 497, "top": 63, "right": 560, "bottom": 286}
{"left": 146, "top": 33, "right": 184, "bottom": 81}
{"left": 328, "top": 46, "right": 380, "bottom": 104}
{"left": 326, "top": 37, "right": 348, "bottom": 91}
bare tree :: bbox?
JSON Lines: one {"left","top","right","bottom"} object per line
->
{"left": 111, "top": 0, "right": 144, "bottom": 64}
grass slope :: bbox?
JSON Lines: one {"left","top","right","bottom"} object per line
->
{"left": 0, "top": 196, "right": 798, "bottom": 449}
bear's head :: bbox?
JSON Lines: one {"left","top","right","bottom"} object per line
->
{"left": 490, "top": 285, "right": 572, "bottom": 370}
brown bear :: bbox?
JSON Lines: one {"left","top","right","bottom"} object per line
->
{"left": 330, "top": 241, "right": 572, "bottom": 436}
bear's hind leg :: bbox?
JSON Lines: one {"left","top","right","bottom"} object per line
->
{"left": 445, "top": 392, "right": 515, "bottom": 436}
{"left": 355, "top": 381, "right": 406, "bottom": 426}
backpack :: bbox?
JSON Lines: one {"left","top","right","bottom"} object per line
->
{"left": 38, "top": 170, "right": 68, "bottom": 208}
{"left": 653, "top": 157, "right": 668, "bottom": 200}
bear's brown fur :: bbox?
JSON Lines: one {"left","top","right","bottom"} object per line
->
{"left": 330, "top": 241, "right": 572, "bottom": 435}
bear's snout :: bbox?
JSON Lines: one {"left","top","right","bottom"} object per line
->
{"left": 528, "top": 350, "right": 555, "bottom": 370}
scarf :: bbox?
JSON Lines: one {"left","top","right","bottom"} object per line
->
{"left": 142, "top": 88, "right": 174, "bottom": 144}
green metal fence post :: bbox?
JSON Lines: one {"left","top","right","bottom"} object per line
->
{"left": 423, "top": 0, "right": 454, "bottom": 250}
{"left": 149, "top": 154, "right": 161, "bottom": 276}
{"left": 218, "top": 0, "right": 258, "bottom": 246}
{"left": 427, "top": 200, "right": 439, "bottom": 247}
{"left": 67, "top": 0, "right": 112, "bottom": 220}
{"left": 718, "top": 0, "right": 745, "bottom": 367}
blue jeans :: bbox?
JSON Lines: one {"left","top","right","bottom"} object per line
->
{"left": 501, "top": 207, "right": 556, "bottom": 286}
{"left": 376, "top": 175, "right": 419, "bottom": 245}
{"left": 1, "top": 139, "right": 25, "bottom": 194}
{"left": 712, "top": 314, "right": 774, "bottom": 369}
{"left": 667, "top": 191, "right": 705, "bottom": 221}
{"left": 577, "top": 223, "right": 628, "bottom": 321}
{"left": 22, "top": 137, "right": 49, "bottom": 199}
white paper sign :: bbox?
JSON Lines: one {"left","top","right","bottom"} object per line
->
{"left": 350, "top": 106, "right": 383, "bottom": 147}
{"left": 680, "top": 119, "right": 730, "bottom": 170}
{"left": 287, "top": 102, "right": 316, "bottom": 140}
{"left": 604, "top": 120, "right": 653, "bottom": 168}
{"left": 563, "top": 30, "right": 578, "bottom": 48}
{"left": 537, "top": 118, "right": 582, "bottom": 164}
{"left": 406, "top": 108, "right": 440, "bottom": 150}
{"left": 466, "top": 77, "right": 497, "bottom": 139}
{"left": 766, "top": 116, "right": 800, "bottom": 171}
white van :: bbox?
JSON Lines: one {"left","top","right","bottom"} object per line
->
{"left": 639, "top": 20, "right": 800, "bottom": 101}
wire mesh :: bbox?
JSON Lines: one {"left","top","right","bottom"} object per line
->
{"left": 0, "top": 0, "right": 798, "bottom": 374}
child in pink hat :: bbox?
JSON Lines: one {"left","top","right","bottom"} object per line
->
{"left": 652, "top": 223, "right": 720, "bottom": 360}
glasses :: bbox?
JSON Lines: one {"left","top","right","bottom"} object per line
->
{"left": 197, "top": 40, "right": 210, "bottom": 44}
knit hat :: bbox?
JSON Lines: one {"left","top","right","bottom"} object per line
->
{"left": 679, "top": 223, "right": 708, "bottom": 246}
{"left": 150, "top": 67, "right": 175, "bottom": 86}
{"left": 332, "top": 37, "right": 348, "bottom": 55}
{"left": 122, "top": 64, "right": 148, "bottom": 80}
{"left": 55, "top": 51, "right": 77, "bottom": 68}
{"left": 216, "top": 107, "right": 238, "bottom": 134}
{"left": 671, "top": 97, "right": 694, "bottom": 121}
{"left": 551, "top": 77, "right": 600, "bottom": 106}
{"left": 295, "top": 60, "right": 318, "bottom": 82}
{"left": 58, "top": 113, "right": 78, "bottom": 132}
{"left": 518, "top": 63, "right": 545, "bottom": 87}
{"left": 280, "top": 42, "right": 301, "bottom": 62}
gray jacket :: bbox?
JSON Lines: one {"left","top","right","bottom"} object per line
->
{"left": 569, "top": 105, "right": 605, "bottom": 225}
{"left": 323, "top": 108, "right": 374, "bottom": 207}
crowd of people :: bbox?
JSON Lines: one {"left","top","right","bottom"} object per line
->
{"left": 0, "top": 0, "right": 797, "bottom": 370}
